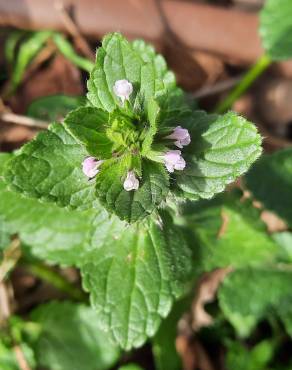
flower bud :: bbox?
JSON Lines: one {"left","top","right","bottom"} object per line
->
{"left": 113, "top": 79, "right": 133, "bottom": 104}
{"left": 82, "top": 157, "right": 103, "bottom": 178}
{"left": 123, "top": 170, "right": 139, "bottom": 191}
{"left": 165, "top": 126, "right": 191, "bottom": 148}
{"left": 163, "top": 150, "right": 186, "bottom": 173}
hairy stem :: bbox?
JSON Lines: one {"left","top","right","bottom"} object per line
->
{"left": 23, "top": 262, "right": 87, "bottom": 301}
{"left": 214, "top": 54, "right": 272, "bottom": 114}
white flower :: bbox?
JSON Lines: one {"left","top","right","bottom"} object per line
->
{"left": 113, "top": 79, "right": 133, "bottom": 104}
{"left": 123, "top": 170, "right": 139, "bottom": 191}
{"left": 165, "top": 126, "right": 191, "bottom": 148}
{"left": 82, "top": 157, "right": 103, "bottom": 178}
{"left": 163, "top": 150, "right": 186, "bottom": 173}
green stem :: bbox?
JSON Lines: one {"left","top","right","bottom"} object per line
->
{"left": 23, "top": 262, "right": 87, "bottom": 302}
{"left": 214, "top": 54, "right": 272, "bottom": 114}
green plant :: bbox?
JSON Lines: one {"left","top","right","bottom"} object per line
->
{"left": 1, "top": 8, "right": 292, "bottom": 367}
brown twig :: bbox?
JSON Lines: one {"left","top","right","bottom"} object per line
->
{"left": 54, "top": 1, "right": 94, "bottom": 60}
{"left": 0, "top": 238, "right": 22, "bottom": 283}
{"left": 13, "top": 345, "right": 32, "bottom": 370}
{"left": 0, "top": 112, "right": 49, "bottom": 130}
{"left": 191, "top": 75, "right": 244, "bottom": 99}
{"left": 0, "top": 282, "right": 11, "bottom": 321}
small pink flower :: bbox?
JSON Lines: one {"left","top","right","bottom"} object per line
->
{"left": 113, "top": 79, "right": 133, "bottom": 104}
{"left": 82, "top": 157, "right": 103, "bottom": 178}
{"left": 123, "top": 170, "right": 139, "bottom": 191}
{"left": 165, "top": 126, "right": 191, "bottom": 148}
{"left": 163, "top": 150, "right": 186, "bottom": 173}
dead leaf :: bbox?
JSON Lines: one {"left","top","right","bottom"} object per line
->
{"left": 192, "top": 267, "right": 232, "bottom": 331}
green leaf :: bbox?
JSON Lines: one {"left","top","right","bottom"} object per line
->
{"left": 152, "top": 298, "right": 189, "bottom": 370}
{"left": 118, "top": 365, "right": 144, "bottom": 370}
{"left": 0, "top": 216, "right": 11, "bottom": 259}
{"left": 179, "top": 190, "right": 277, "bottom": 271}
{"left": 4, "top": 30, "right": 25, "bottom": 66}
{"left": 131, "top": 39, "right": 176, "bottom": 89}
{"left": 273, "top": 232, "right": 292, "bottom": 263}
{"left": 27, "top": 94, "right": 85, "bottom": 121}
{"left": 277, "top": 299, "right": 292, "bottom": 338}
{"left": 81, "top": 213, "right": 192, "bottom": 350}
{"left": 52, "top": 33, "right": 94, "bottom": 72}
{"left": 87, "top": 33, "right": 176, "bottom": 112}
{"left": 64, "top": 106, "right": 113, "bottom": 158}
{"left": 141, "top": 98, "right": 160, "bottom": 155}
{"left": 226, "top": 340, "right": 275, "bottom": 370}
{"left": 176, "top": 111, "right": 262, "bottom": 200}
{"left": 0, "top": 153, "right": 123, "bottom": 266}
{"left": 10, "top": 31, "right": 52, "bottom": 91}
{"left": 95, "top": 158, "right": 169, "bottom": 222}
{"left": 260, "top": 0, "right": 292, "bottom": 60}
{"left": 4, "top": 123, "right": 98, "bottom": 211}
{"left": 245, "top": 148, "right": 292, "bottom": 227}
{"left": 31, "top": 301, "right": 120, "bottom": 370}
{"left": 218, "top": 267, "right": 292, "bottom": 337}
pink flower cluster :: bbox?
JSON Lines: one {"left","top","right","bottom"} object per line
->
{"left": 82, "top": 79, "right": 191, "bottom": 192}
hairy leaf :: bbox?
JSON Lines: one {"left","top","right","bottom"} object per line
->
{"left": 4, "top": 123, "right": 98, "bottom": 211}
{"left": 81, "top": 214, "right": 192, "bottom": 350}
{"left": 87, "top": 33, "right": 176, "bottom": 112}
{"left": 64, "top": 106, "right": 113, "bottom": 158}
{"left": 260, "top": 0, "right": 292, "bottom": 60}
{"left": 31, "top": 301, "right": 120, "bottom": 370}
{"left": 176, "top": 111, "right": 262, "bottom": 200}
{"left": 0, "top": 153, "right": 118, "bottom": 266}
{"left": 95, "top": 159, "right": 169, "bottom": 222}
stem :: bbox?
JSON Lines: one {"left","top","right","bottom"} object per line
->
{"left": 23, "top": 262, "right": 87, "bottom": 302}
{"left": 214, "top": 54, "right": 272, "bottom": 114}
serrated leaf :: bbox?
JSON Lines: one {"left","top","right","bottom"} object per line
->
{"left": 31, "top": 301, "right": 120, "bottom": 370}
{"left": 245, "top": 148, "right": 292, "bottom": 227}
{"left": 260, "top": 0, "right": 292, "bottom": 60}
{"left": 95, "top": 159, "right": 169, "bottom": 222}
{"left": 218, "top": 267, "right": 292, "bottom": 337}
{"left": 81, "top": 213, "right": 192, "bottom": 350}
{"left": 27, "top": 94, "right": 85, "bottom": 121}
{"left": 4, "top": 123, "right": 98, "bottom": 211}
{"left": 0, "top": 153, "right": 128, "bottom": 266}
{"left": 87, "top": 33, "right": 176, "bottom": 112}
{"left": 179, "top": 190, "right": 277, "bottom": 271}
{"left": 176, "top": 111, "right": 262, "bottom": 199}
{"left": 64, "top": 106, "right": 113, "bottom": 158}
